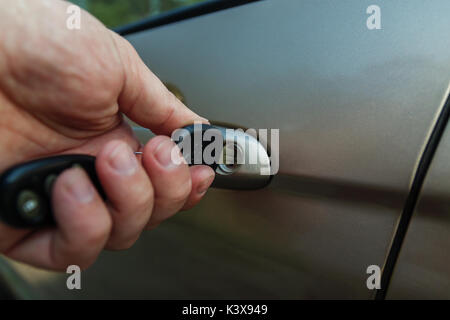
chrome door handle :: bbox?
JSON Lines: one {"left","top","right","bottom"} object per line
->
{"left": 172, "top": 124, "right": 272, "bottom": 190}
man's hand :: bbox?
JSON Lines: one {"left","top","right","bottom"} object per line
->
{"left": 0, "top": 0, "right": 215, "bottom": 270}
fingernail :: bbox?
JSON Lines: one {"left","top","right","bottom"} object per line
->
{"left": 64, "top": 168, "right": 95, "bottom": 203}
{"left": 198, "top": 172, "right": 215, "bottom": 195}
{"left": 155, "top": 139, "right": 183, "bottom": 169}
{"left": 108, "top": 142, "right": 138, "bottom": 176}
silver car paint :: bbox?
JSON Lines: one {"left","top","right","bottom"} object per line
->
{"left": 122, "top": 0, "right": 450, "bottom": 298}
{"left": 3, "top": 0, "right": 450, "bottom": 299}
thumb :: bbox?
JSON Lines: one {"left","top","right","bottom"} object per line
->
{"left": 110, "top": 31, "right": 208, "bottom": 135}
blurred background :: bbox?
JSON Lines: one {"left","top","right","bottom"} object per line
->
{"left": 70, "top": 0, "right": 208, "bottom": 28}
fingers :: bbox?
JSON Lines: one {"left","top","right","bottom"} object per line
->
{"left": 142, "top": 136, "right": 215, "bottom": 229}
{"left": 110, "top": 32, "right": 208, "bottom": 135}
{"left": 182, "top": 165, "right": 215, "bottom": 211}
{"left": 6, "top": 167, "right": 112, "bottom": 270}
{"left": 141, "top": 136, "right": 192, "bottom": 228}
{"left": 4, "top": 138, "right": 214, "bottom": 270}
{"left": 95, "top": 140, "right": 154, "bottom": 250}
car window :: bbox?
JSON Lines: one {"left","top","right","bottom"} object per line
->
{"left": 69, "top": 0, "right": 209, "bottom": 29}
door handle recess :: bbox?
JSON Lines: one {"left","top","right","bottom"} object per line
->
{"left": 0, "top": 124, "right": 272, "bottom": 228}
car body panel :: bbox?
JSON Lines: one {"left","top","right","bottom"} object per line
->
{"left": 2, "top": 0, "right": 450, "bottom": 299}
{"left": 387, "top": 109, "right": 450, "bottom": 299}
{"left": 122, "top": 0, "right": 450, "bottom": 298}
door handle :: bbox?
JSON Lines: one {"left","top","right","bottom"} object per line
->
{"left": 171, "top": 124, "right": 272, "bottom": 190}
{"left": 0, "top": 125, "right": 272, "bottom": 228}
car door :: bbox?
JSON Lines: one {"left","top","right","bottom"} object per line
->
{"left": 3, "top": 0, "right": 450, "bottom": 299}
{"left": 387, "top": 102, "right": 450, "bottom": 299}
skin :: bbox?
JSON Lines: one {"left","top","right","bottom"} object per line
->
{"left": 0, "top": 0, "right": 215, "bottom": 270}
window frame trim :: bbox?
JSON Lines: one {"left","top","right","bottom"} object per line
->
{"left": 114, "top": 0, "right": 262, "bottom": 36}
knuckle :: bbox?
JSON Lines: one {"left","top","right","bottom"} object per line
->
{"left": 84, "top": 221, "right": 112, "bottom": 247}
{"left": 126, "top": 183, "right": 154, "bottom": 215}
{"left": 64, "top": 218, "right": 111, "bottom": 255}
{"left": 157, "top": 92, "right": 176, "bottom": 128}
{"left": 166, "top": 179, "right": 192, "bottom": 205}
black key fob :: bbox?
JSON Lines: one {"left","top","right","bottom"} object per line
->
{"left": 0, "top": 155, "right": 104, "bottom": 228}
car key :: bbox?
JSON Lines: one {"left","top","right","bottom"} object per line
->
{"left": 0, "top": 155, "right": 105, "bottom": 228}
{"left": 0, "top": 124, "right": 222, "bottom": 228}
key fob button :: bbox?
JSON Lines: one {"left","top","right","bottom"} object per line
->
{"left": 17, "top": 190, "right": 44, "bottom": 224}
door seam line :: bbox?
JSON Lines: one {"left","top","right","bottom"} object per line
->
{"left": 376, "top": 85, "right": 450, "bottom": 300}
